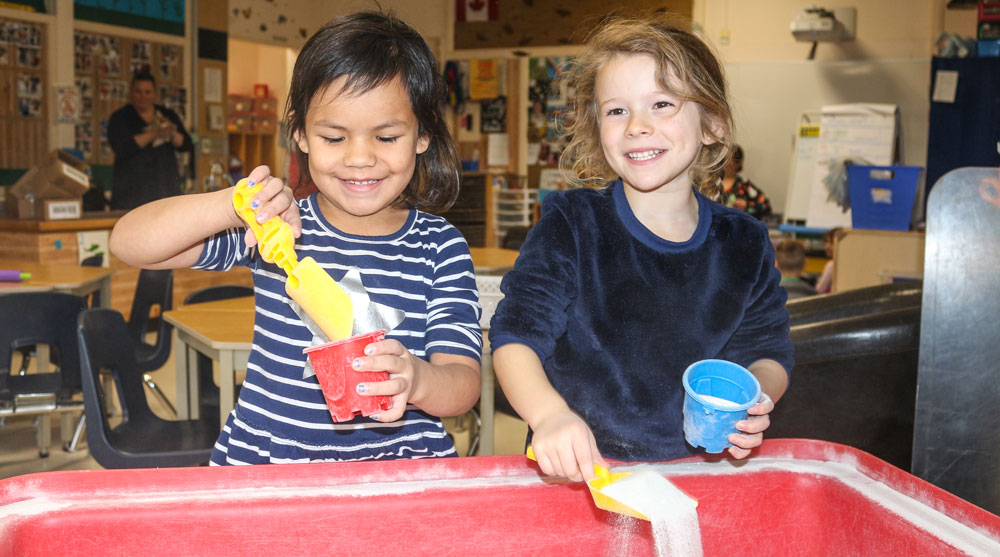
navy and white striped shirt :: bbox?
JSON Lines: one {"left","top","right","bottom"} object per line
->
{"left": 194, "top": 193, "right": 482, "bottom": 465}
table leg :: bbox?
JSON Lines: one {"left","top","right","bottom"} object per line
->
{"left": 174, "top": 328, "right": 191, "bottom": 420}
{"left": 219, "top": 351, "right": 236, "bottom": 430}
{"left": 187, "top": 348, "right": 200, "bottom": 421}
{"left": 98, "top": 276, "right": 112, "bottom": 308}
{"left": 479, "top": 347, "right": 495, "bottom": 456}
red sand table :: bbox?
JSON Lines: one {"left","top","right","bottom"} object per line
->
{"left": 2, "top": 439, "right": 999, "bottom": 556}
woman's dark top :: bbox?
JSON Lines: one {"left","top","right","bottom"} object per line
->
{"left": 108, "top": 103, "right": 192, "bottom": 210}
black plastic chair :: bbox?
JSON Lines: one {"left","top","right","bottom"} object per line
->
{"left": 127, "top": 269, "right": 176, "bottom": 415}
{"left": 14, "top": 257, "right": 105, "bottom": 375}
{"left": 183, "top": 284, "right": 253, "bottom": 424}
{"left": 77, "top": 308, "right": 217, "bottom": 468}
{"left": 0, "top": 292, "right": 88, "bottom": 456}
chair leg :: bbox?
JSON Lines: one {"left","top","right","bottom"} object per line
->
{"left": 65, "top": 414, "right": 86, "bottom": 453}
{"left": 36, "top": 414, "right": 51, "bottom": 458}
{"left": 143, "top": 373, "right": 177, "bottom": 417}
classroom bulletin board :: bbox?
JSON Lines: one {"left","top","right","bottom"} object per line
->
{"left": 0, "top": 16, "right": 47, "bottom": 169}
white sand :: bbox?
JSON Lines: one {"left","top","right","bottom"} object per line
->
{"left": 600, "top": 468, "right": 703, "bottom": 557}
{"left": 696, "top": 394, "right": 742, "bottom": 408}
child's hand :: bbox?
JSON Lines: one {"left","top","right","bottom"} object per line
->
{"left": 240, "top": 165, "right": 302, "bottom": 248}
{"left": 727, "top": 392, "right": 774, "bottom": 459}
{"left": 529, "top": 409, "right": 607, "bottom": 483}
{"left": 351, "top": 337, "right": 422, "bottom": 423}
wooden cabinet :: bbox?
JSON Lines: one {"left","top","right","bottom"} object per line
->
{"left": 228, "top": 132, "right": 276, "bottom": 174}
{"left": 435, "top": 173, "right": 490, "bottom": 247}
{"left": 432, "top": 172, "right": 534, "bottom": 248}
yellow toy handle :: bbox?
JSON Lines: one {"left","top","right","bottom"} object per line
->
{"left": 232, "top": 178, "right": 298, "bottom": 275}
{"left": 525, "top": 445, "right": 608, "bottom": 479}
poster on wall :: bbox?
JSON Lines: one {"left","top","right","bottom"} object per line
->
{"left": 75, "top": 121, "right": 93, "bottom": 159}
{"left": 16, "top": 73, "right": 42, "bottom": 116}
{"left": 159, "top": 44, "right": 180, "bottom": 80}
{"left": 527, "top": 56, "right": 572, "bottom": 168}
{"left": 130, "top": 41, "right": 152, "bottom": 75}
{"left": 55, "top": 85, "right": 81, "bottom": 123}
{"left": 160, "top": 85, "right": 187, "bottom": 121}
{"left": 469, "top": 59, "right": 499, "bottom": 100}
{"left": 97, "top": 36, "right": 120, "bottom": 76}
{"left": 480, "top": 96, "right": 506, "bottom": 134}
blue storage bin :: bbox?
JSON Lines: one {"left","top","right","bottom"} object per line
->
{"left": 847, "top": 165, "right": 921, "bottom": 231}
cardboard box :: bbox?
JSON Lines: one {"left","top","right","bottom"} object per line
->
{"left": 42, "top": 199, "right": 83, "bottom": 220}
{"left": 4, "top": 150, "right": 90, "bottom": 219}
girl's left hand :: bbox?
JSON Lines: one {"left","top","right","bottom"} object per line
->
{"left": 351, "top": 338, "right": 422, "bottom": 422}
{"left": 727, "top": 393, "right": 774, "bottom": 459}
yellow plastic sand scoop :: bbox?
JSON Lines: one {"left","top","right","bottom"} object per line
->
{"left": 526, "top": 446, "right": 696, "bottom": 521}
{"left": 232, "top": 179, "right": 353, "bottom": 341}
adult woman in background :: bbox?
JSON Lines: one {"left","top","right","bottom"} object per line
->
{"left": 108, "top": 71, "right": 192, "bottom": 210}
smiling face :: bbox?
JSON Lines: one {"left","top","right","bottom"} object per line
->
{"left": 130, "top": 79, "right": 156, "bottom": 114}
{"left": 295, "top": 76, "right": 429, "bottom": 235}
{"left": 596, "top": 54, "right": 715, "bottom": 194}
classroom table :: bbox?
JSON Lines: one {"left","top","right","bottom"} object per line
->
{"left": 2, "top": 440, "right": 999, "bottom": 555}
{"left": 166, "top": 249, "right": 519, "bottom": 436}
{"left": 468, "top": 246, "right": 518, "bottom": 274}
{"left": 163, "top": 298, "right": 254, "bottom": 427}
{"left": 0, "top": 260, "right": 112, "bottom": 304}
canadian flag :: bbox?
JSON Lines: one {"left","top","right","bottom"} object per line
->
{"left": 456, "top": 0, "right": 498, "bottom": 22}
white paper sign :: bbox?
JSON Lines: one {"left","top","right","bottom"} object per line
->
{"left": 204, "top": 67, "right": 223, "bottom": 103}
{"left": 487, "top": 133, "right": 509, "bottom": 167}
{"left": 931, "top": 70, "right": 958, "bottom": 104}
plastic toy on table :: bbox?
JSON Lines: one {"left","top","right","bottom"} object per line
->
{"left": 231, "top": 178, "right": 353, "bottom": 341}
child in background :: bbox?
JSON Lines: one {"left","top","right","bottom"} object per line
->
{"left": 490, "top": 14, "right": 793, "bottom": 482}
{"left": 775, "top": 239, "right": 817, "bottom": 299}
{"left": 815, "top": 227, "right": 844, "bottom": 294}
{"left": 111, "top": 12, "right": 482, "bottom": 465}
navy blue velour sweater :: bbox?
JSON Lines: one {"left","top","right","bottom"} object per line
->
{"left": 489, "top": 180, "right": 793, "bottom": 462}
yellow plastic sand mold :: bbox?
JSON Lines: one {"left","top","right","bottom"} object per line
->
{"left": 525, "top": 446, "right": 650, "bottom": 521}
{"left": 232, "top": 178, "right": 354, "bottom": 341}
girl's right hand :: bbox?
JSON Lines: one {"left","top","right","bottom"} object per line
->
{"left": 240, "top": 165, "right": 302, "bottom": 248}
{"left": 529, "top": 409, "right": 606, "bottom": 483}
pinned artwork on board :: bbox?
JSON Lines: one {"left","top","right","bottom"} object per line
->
{"left": 480, "top": 96, "right": 506, "bottom": 134}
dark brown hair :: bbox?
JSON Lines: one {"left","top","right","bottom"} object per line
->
{"left": 285, "top": 11, "right": 460, "bottom": 211}
{"left": 559, "top": 13, "right": 734, "bottom": 200}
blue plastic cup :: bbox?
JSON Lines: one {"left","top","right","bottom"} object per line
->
{"left": 682, "top": 359, "right": 761, "bottom": 453}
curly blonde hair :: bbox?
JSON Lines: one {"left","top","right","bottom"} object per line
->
{"left": 558, "top": 13, "right": 734, "bottom": 200}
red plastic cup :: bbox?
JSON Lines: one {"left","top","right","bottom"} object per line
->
{"left": 303, "top": 330, "right": 391, "bottom": 422}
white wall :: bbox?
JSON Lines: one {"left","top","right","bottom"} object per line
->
{"left": 227, "top": 0, "right": 448, "bottom": 50}
{"left": 692, "top": 0, "right": 969, "bottom": 217}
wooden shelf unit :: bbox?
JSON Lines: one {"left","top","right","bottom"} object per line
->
{"left": 228, "top": 131, "right": 276, "bottom": 173}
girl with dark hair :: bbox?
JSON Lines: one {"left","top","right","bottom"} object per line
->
{"left": 111, "top": 12, "right": 481, "bottom": 465}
